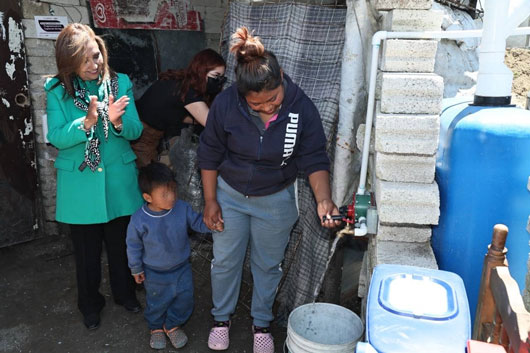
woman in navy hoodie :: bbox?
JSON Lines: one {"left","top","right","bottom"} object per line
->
{"left": 197, "top": 27, "right": 340, "bottom": 352}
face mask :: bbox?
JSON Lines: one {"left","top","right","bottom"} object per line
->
{"left": 206, "top": 75, "right": 226, "bottom": 95}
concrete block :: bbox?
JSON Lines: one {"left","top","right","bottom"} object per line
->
{"left": 50, "top": 5, "right": 90, "bottom": 24}
{"left": 372, "top": 240, "right": 438, "bottom": 269}
{"left": 203, "top": 6, "right": 226, "bottom": 22}
{"left": 39, "top": 178, "right": 56, "bottom": 193}
{"left": 36, "top": 146, "right": 57, "bottom": 166}
{"left": 22, "top": 19, "right": 38, "bottom": 39}
{"left": 377, "top": 222, "right": 431, "bottom": 242}
{"left": 30, "top": 89, "right": 47, "bottom": 110}
{"left": 380, "top": 72, "right": 443, "bottom": 114}
{"left": 204, "top": 18, "right": 224, "bottom": 34}
{"left": 21, "top": 0, "right": 50, "bottom": 18}
{"left": 28, "top": 74, "right": 49, "bottom": 89}
{"left": 42, "top": 196, "right": 57, "bottom": 209}
{"left": 382, "top": 9, "right": 443, "bottom": 32}
{"left": 375, "top": 178, "right": 440, "bottom": 225}
{"left": 374, "top": 103, "right": 439, "bottom": 155}
{"left": 205, "top": 33, "right": 221, "bottom": 50}
{"left": 375, "top": 152, "right": 435, "bottom": 183}
{"left": 47, "top": 0, "right": 79, "bottom": 5}
{"left": 25, "top": 39, "right": 55, "bottom": 57}
{"left": 26, "top": 56, "right": 57, "bottom": 75}
{"left": 28, "top": 75, "right": 48, "bottom": 94}
{"left": 33, "top": 109, "right": 47, "bottom": 143}
{"left": 191, "top": 0, "right": 222, "bottom": 7}
{"left": 43, "top": 207, "right": 56, "bottom": 222}
{"left": 381, "top": 39, "right": 438, "bottom": 73}
{"left": 376, "top": 0, "right": 432, "bottom": 10}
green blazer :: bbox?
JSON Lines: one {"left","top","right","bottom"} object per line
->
{"left": 45, "top": 73, "right": 144, "bottom": 224}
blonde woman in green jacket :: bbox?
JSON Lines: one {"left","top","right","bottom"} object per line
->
{"left": 45, "top": 23, "right": 144, "bottom": 330}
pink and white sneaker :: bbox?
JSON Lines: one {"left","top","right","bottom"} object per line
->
{"left": 253, "top": 326, "right": 274, "bottom": 353}
{"left": 208, "top": 320, "right": 230, "bottom": 350}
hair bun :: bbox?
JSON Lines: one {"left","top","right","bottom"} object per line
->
{"left": 229, "top": 27, "right": 265, "bottom": 63}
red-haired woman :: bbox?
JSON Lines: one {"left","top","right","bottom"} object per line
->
{"left": 132, "top": 49, "right": 226, "bottom": 167}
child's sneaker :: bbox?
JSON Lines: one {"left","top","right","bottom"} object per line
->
{"left": 208, "top": 320, "right": 230, "bottom": 350}
{"left": 150, "top": 329, "right": 166, "bottom": 350}
{"left": 164, "top": 326, "right": 188, "bottom": 349}
{"left": 253, "top": 326, "right": 274, "bottom": 353}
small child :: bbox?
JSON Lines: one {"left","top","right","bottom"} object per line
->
{"left": 126, "top": 162, "right": 209, "bottom": 350}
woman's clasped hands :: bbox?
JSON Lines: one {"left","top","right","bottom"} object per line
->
{"left": 84, "top": 94, "right": 130, "bottom": 130}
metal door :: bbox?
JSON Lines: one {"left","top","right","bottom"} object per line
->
{"left": 0, "top": 0, "right": 38, "bottom": 247}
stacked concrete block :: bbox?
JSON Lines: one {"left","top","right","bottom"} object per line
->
{"left": 375, "top": 0, "right": 433, "bottom": 11}
{"left": 368, "top": 236, "right": 437, "bottom": 269}
{"left": 374, "top": 104, "right": 439, "bottom": 155}
{"left": 380, "top": 73, "right": 443, "bottom": 114}
{"left": 376, "top": 223, "right": 432, "bottom": 243}
{"left": 359, "top": 1, "right": 445, "bottom": 293}
{"left": 375, "top": 153, "right": 435, "bottom": 183}
{"left": 381, "top": 39, "right": 439, "bottom": 73}
{"left": 375, "top": 179, "right": 439, "bottom": 225}
{"left": 381, "top": 8, "right": 444, "bottom": 32}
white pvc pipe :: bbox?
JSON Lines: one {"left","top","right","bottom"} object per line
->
{"left": 354, "top": 217, "right": 367, "bottom": 236}
{"left": 476, "top": 0, "right": 512, "bottom": 98}
{"left": 357, "top": 26, "right": 530, "bottom": 195}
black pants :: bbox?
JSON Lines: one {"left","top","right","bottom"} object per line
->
{"left": 69, "top": 216, "right": 137, "bottom": 316}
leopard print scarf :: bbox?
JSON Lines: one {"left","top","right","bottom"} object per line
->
{"left": 67, "top": 76, "right": 119, "bottom": 172}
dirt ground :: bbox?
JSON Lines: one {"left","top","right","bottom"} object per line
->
{"left": 506, "top": 47, "right": 530, "bottom": 108}
{"left": 0, "top": 235, "right": 287, "bottom": 353}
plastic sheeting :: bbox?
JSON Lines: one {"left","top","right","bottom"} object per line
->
{"left": 169, "top": 126, "right": 204, "bottom": 212}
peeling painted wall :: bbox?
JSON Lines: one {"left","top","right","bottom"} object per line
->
{"left": 0, "top": 2, "right": 38, "bottom": 246}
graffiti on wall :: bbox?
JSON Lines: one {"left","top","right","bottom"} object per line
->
{"left": 89, "top": 0, "right": 202, "bottom": 31}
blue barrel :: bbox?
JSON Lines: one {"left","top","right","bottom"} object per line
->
{"left": 432, "top": 96, "right": 530, "bottom": 322}
{"left": 365, "top": 264, "right": 470, "bottom": 353}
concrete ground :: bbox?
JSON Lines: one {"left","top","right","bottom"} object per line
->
{"left": 0, "top": 235, "right": 287, "bottom": 353}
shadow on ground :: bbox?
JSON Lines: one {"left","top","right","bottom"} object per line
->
{"left": 0, "top": 235, "right": 286, "bottom": 353}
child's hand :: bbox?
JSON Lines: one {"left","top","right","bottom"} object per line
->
{"left": 133, "top": 272, "right": 145, "bottom": 284}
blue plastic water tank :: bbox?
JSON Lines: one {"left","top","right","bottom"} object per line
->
{"left": 432, "top": 97, "right": 530, "bottom": 322}
{"left": 366, "top": 264, "right": 470, "bottom": 353}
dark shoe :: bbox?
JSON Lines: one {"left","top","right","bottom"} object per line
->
{"left": 83, "top": 313, "right": 100, "bottom": 330}
{"left": 117, "top": 299, "right": 141, "bottom": 313}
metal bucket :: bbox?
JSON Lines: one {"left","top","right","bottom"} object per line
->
{"left": 285, "top": 303, "right": 363, "bottom": 353}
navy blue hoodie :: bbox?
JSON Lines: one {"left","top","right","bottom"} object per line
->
{"left": 198, "top": 74, "right": 330, "bottom": 197}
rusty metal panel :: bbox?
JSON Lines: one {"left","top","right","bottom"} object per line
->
{"left": 0, "top": 0, "right": 38, "bottom": 247}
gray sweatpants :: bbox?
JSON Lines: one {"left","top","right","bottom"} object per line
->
{"left": 211, "top": 177, "right": 299, "bottom": 327}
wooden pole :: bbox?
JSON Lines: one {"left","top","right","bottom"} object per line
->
{"left": 473, "top": 224, "right": 509, "bottom": 340}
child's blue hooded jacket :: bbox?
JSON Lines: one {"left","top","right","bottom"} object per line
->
{"left": 197, "top": 74, "right": 330, "bottom": 196}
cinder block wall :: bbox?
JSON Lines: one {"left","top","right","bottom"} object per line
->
{"left": 358, "top": 0, "right": 444, "bottom": 299}
{"left": 21, "top": 0, "right": 228, "bottom": 236}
